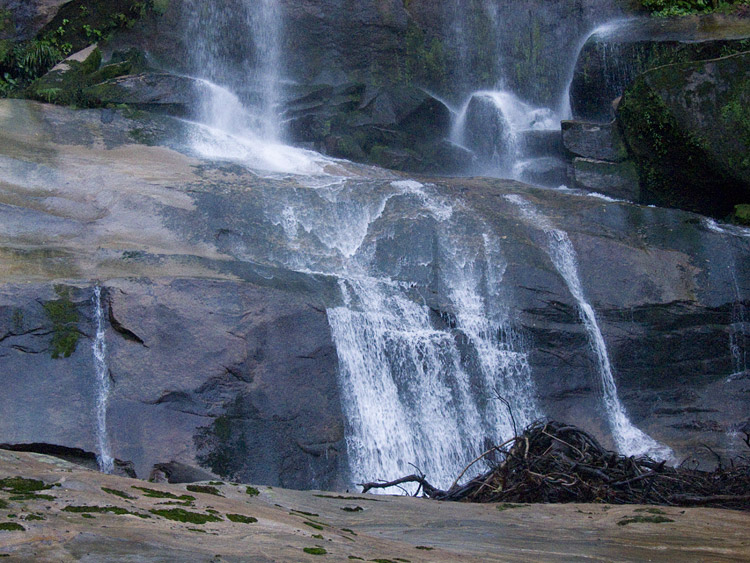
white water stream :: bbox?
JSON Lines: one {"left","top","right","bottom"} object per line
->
{"left": 506, "top": 195, "right": 673, "bottom": 460}
{"left": 92, "top": 285, "right": 114, "bottom": 474}
{"left": 180, "top": 1, "right": 676, "bottom": 488}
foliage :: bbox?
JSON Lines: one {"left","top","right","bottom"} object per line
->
{"left": 148, "top": 508, "right": 222, "bottom": 524}
{"left": 226, "top": 513, "right": 257, "bottom": 523}
{"left": 637, "top": 0, "right": 750, "bottom": 16}
{"left": 185, "top": 484, "right": 222, "bottom": 496}
{"left": 42, "top": 286, "right": 80, "bottom": 359}
{"left": 0, "top": 523, "right": 24, "bottom": 532}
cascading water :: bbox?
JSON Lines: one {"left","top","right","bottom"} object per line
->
{"left": 505, "top": 195, "right": 673, "bottom": 460}
{"left": 266, "top": 177, "right": 540, "bottom": 489}
{"left": 92, "top": 285, "right": 114, "bottom": 474}
{"left": 177, "top": 0, "right": 670, "bottom": 488}
{"left": 729, "top": 271, "right": 748, "bottom": 380}
{"left": 185, "top": 0, "right": 282, "bottom": 140}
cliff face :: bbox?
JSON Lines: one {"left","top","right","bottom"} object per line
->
{"left": 0, "top": 100, "right": 747, "bottom": 487}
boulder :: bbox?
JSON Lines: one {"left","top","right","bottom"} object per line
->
{"left": 284, "top": 84, "right": 457, "bottom": 173}
{"left": 82, "top": 72, "right": 203, "bottom": 115}
{"left": 0, "top": 0, "right": 68, "bottom": 41}
{"left": 569, "top": 157, "right": 640, "bottom": 200}
{"left": 570, "top": 15, "right": 750, "bottom": 123}
{"left": 562, "top": 120, "right": 628, "bottom": 162}
{"left": 462, "top": 94, "right": 512, "bottom": 162}
{"left": 617, "top": 51, "right": 750, "bottom": 217}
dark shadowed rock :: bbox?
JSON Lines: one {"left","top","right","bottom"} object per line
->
{"left": 463, "top": 94, "right": 511, "bottom": 161}
{"left": 570, "top": 15, "right": 750, "bottom": 123}
{"left": 617, "top": 51, "right": 750, "bottom": 217}
{"left": 82, "top": 73, "right": 203, "bottom": 116}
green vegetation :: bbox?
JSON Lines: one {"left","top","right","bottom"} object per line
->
{"left": 186, "top": 484, "right": 223, "bottom": 496}
{"left": 43, "top": 286, "right": 80, "bottom": 359}
{"left": 0, "top": 500, "right": 7, "bottom": 509}
{"left": 102, "top": 487, "right": 137, "bottom": 500}
{"left": 23, "top": 514, "right": 44, "bottom": 521}
{"left": 148, "top": 508, "right": 222, "bottom": 524}
{"left": 732, "top": 204, "right": 750, "bottom": 225}
{"left": 635, "top": 507, "right": 668, "bottom": 515}
{"left": 618, "top": 514, "right": 675, "bottom": 525}
{"left": 62, "top": 505, "right": 150, "bottom": 518}
{"left": 226, "top": 513, "right": 257, "bottom": 524}
{"left": 2, "top": 479, "right": 59, "bottom": 501}
{"left": 637, "top": 0, "right": 750, "bottom": 16}
{"left": 303, "top": 547, "right": 327, "bottom": 555}
{"left": 0, "top": 522, "right": 24, "bottom": 532}
{"left": 131, "top": 486, "right": 195, "bottom": 501}
{"left": 303, "top": 521, "right": 325, "bottom": 530}
{"left": 415, "top": 546, "right": 434, "bottom": 550}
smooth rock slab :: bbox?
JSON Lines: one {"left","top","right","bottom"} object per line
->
{"left": 0, "top": 450, "right": 749, "bottom": 562}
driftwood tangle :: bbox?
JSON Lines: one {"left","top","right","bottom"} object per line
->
{"left": 360, "top": 420, "right": 750, "bottom": 511}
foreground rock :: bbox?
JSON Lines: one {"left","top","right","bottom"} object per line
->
{"left": 1, "top": 450, "right": 749, "bottom": 562}
{"left": 0, "top": 99, "right": 749, "bottom": 488}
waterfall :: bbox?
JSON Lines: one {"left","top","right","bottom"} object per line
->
{"left": 185, "top": 0, "right": 283, "bottom": 141}
{"left": 92, "top": 285, "right": 114, "bottom": 474}
{"left": 506, "top": 195, "right": 673, "bottom": 460}
{"left": 729, "top": 271, "right": 748, "bottom": 380}
{"left": 326, "top": 181, "right": 539, "bottom": 489}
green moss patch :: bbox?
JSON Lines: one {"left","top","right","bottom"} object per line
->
{"left": 303, "top": 521, "right": 325, "bottom": 530}
{"left": 42, "top": 286, "right": 79, "bottom": 359}
{"left": 185, "top": 485, "right": 222, "bottom": 497}
{"left": 617, "top": 515, "right": 675, "bottom": 526}
{"left": 303, "top": 547, "right": 327, "bottom": 555}
{"left": 102, "top": 487, "right": 136, "bottom": 500}
{"left": 634, "top": 507, "right": 667, "bottom": 515}
{"left": 0, "top": 500, "right": 7, "bottom": 509}
{"left": 226, "top": 513, "right": 257, "bottom": 524}
{"left": 148, "top": 508, "right": 221, "bottom": 524}
{"left": 0, "top": 477, "right": 51, "bottom": 494}
{"left": 63, "top": 505, "right": 150, "bottom": 518}
{"left": 131, "top": 486, "right": 194, "bottom": 501}
{"left": 0, "top": 522, "right": 24, "bottom": 532}
{"left": 341, "top": 506, "right": 363, "bottom": 512}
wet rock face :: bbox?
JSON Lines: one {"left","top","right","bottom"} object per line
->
{"left": 0, "top": 279, "right": 345, "bottom": 489}
{"left": 569, "top": 15, "right": 750, "bottom": 123}
{"left": 0, "top": 100, "right": 748, "bottom": 486}
{"left": 617, "top": 51, "right": 750, "bottom": 217}
{"left": 0, "top": 0, "right": 68, "bottom": 40}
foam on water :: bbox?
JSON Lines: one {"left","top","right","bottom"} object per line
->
{"left": 92, "top": 285, "right": 114, "bottom": 474}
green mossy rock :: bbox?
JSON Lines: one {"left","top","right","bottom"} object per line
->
{"left": 617, "top": 51, "right": 750, "bottom": 217}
